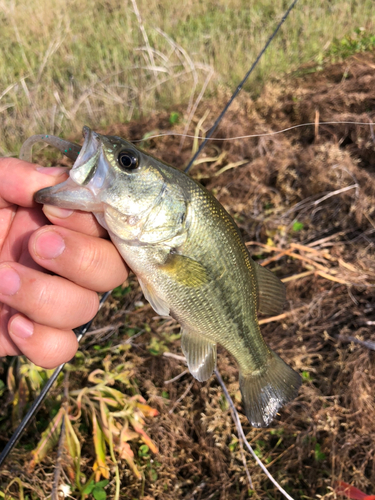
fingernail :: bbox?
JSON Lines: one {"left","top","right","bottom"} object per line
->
{"left": 34, "top": 230, "right": 66, "bottom": 259}
{"left": 9, "top": 316, "right": 34, "bottom": 339}
{"left": 36, "top": 166, "right": 68, "bottom": 177}
{"left": 43, "top": 205, "right": 73, "bottom": 219}
{"left": 0, "top": 266, "right": 21, "bottom": 295}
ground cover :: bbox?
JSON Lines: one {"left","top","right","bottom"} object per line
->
{"left": 0, "top": 0, "right": 374, "bottom": 154}
{"left": 1, "top": 50, "right": 375, "bottom": 499}
{"left": 1, "top": 1, "right": 375, "bottom": 498}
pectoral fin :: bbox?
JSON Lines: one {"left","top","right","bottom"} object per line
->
{"left": 253, "top": 262, "right": 285, "bottom": 316}
{"left": 138, "top": 278, "right": 170, "bottom": 317}
{"left": 181, "top": 330, "right": 217, "bottom": 382}
{"left": 161, "top": 253, "right": 209, "bottom": 288}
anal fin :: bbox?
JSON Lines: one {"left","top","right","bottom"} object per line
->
{"left": 181, "top": 330, "right": 217, "bottom": 382}
{"left": 253, "top": 261, "right": 286, "bottom": 316}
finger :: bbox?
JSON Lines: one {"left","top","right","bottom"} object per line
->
{"left": 8, "top": 314, "right": 78, "bottom": 369}
{"left": 29, "top": 226, "right": 128, "bottom": 291}
{"left": 0, "top": 306, "right": 21, "bottom": 356}
{"left": 0, "top": 158, "right": 106, "bottom": 237}
{"left": 42, "top": 205, "right": 107, "bottom": 238}
{"left": 0, "top": 263, "right": 99, "bottom": 330}
{"left": 0, "top": 158, "right": 68, "bottom": 208}
{"left": 0, "top": 206, "right": 48, "bottom": 268}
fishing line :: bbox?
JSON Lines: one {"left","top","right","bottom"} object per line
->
{"left": 184, "top": 0, "right": 299, "bottom": 173}
{"left": 0, "top": 0, "right": 299, "bottom": 471}
{"left": 133, "top": 121, "right": 375, "bottom": 143}
{"left": 215, "top": 369, "right": 295, "bottom": 500}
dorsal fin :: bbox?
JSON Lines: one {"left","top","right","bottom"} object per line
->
{"left": 253, "top": 261, "right": 285, "bottom": 316}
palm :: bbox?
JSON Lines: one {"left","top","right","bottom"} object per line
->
{"left": 0, "top": 157, "right": 128, "bottom": 368}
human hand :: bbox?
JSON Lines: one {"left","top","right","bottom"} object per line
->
{"left": 0, "top": 158, "right": 128, "bottom": 368}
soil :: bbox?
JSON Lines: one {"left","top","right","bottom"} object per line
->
{"left": 1, "top": 53, "right": 375, "bottom": 499}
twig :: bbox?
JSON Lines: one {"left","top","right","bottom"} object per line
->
{"left": 109, "top": 329, "right": 147, "bottom": 350}
{"left": 311, "top": 184, "right": 359, "bottom": 207}
{"left": 258, "top": 306, "right": 307, "bottom": 325}
{"left": 369, "top": 113, "right": 375, "bottom": 143}
{"left": 130, "top": 0, "right": 159, "bottom": 86}
{"left": 337, "top": 335, "right": 375, "bottom": 351}
{"left": 168, "top": 380, "right": 194, "bottom": 414}
{"left": 289, "top": 242, "right": 333, "bottom": 260}
{"left": 179, "top": 65, "right": 214, "bottom": 152}
{"left": 315, "top": 270, "right": 348, "bottom": 285}
{"left": 83, "top": 324, "right": 123, "bottom": 336}
{"left": 281, "top": 270, "right": 315, "bottom": 283}
{"left": 306, "top": 231, "right": 345, "bottom": 248}
{"left": 266, "top": 443, "right": 295, "bottom": 469}
{"left": 164, "top": 369, "right": 189, "bottom": 385}
{"left": 237, "top": 431, "right": 254, "bottom": 490}
{"left": 314, "top": 109, "right": 320, "bottom": 140}
{"left": 187, "top": 481, "right": 207, "bottom": 500}
{"left": 246, "top": 241, "right": 360, "bottom": 286}
{"left": 214, "top": 369, "right": 295, "bottom": 500}
{"left": 259, "top": 249, "right": 293, "bottom": 267}
{"left": 163, "top": 352, "right": 187, "bottom": 363}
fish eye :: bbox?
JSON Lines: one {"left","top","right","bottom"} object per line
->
{"left": 117, "top": 150, "right": 139, "bottom": 170}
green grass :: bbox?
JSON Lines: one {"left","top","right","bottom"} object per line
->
{"left": 0, "top": 0, "right": 374, "bottom": 155}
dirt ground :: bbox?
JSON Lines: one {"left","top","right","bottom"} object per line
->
{"left": 1, "top": 53, "right": 375, "bottom": 499}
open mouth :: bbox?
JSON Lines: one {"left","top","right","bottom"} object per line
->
{"left": 69, "top": 127, "right": 101, "bottom": 186}
{"left": 34, "top": 126, "right": 107, "bottom": 211}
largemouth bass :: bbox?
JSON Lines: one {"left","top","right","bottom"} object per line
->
{"left": 33, "top": 127, "right": 301, "bottom": 427}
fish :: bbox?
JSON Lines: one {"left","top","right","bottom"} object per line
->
{"left": 33, "top": 126, "right": 301, "bottom": 427}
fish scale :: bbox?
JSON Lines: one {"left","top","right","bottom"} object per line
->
{"left": 33, "top": 126, "right": 301, "bottom": 427}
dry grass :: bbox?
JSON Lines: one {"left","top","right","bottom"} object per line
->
{"left": 1, "top": 0, "right": 375, "bottom": 156}
{"left": 1, "top": 52, "right": 375, "bottom": 498}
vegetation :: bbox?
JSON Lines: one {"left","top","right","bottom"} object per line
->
{"left": 1, "top": 1, "right": 375, "bottom": 499}
{"left": 0, "top": 0, "right": 374, "bottom": 154}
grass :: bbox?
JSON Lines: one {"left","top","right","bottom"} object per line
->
{"left": 1, "top": 2, "right": 375, "bottom": 499}
{"left": 0, "top": 0, "right": 374, "bottom": 155}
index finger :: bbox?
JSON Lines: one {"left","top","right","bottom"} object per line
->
{"left": 0, "top": 158, "right": 67, "bottom": 208}
{"left": 0, "top": 158, "right": 107, "bottom": 237}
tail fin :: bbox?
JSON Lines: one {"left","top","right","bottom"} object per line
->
{"left": 239, "top": 350, "right": 301, "bottom": 427}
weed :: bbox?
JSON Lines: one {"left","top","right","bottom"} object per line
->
{"left": 314, "top": 443, "right": 326, "bottom": 462}
{"left": 1, "top": 1, "right": 374, "bottom": 155}
{"left": 292, "top": 221, "right": 304, "bottom": 232}
{"left": 328, "top": 27, "right": 375, "bottom": 60}
{"left": 25, "top": 360, "right": 159, "bottom": 494}
{"left": 169, "top": 111, "right": 179, "bottom": 125}
{"left": 302, "top": 371, "right": 313, "bottom": 382}
{"left": 82, "top": 479, "right": 109, "bottom": 500}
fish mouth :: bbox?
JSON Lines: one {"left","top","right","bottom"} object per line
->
{"left": 34, "top": 126, "right": 107, "bottom": 212}
{"left": 69, "top": 126, "right": 101, "bottom": 186}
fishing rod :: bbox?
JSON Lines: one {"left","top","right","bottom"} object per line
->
{"left": 184, "top": 0, "right": 299, "bottom": 174}
{"left": 0, "top": 0, "right": 298, "bottom": 468}
{"left": 0, "top": 291, "right": 112, "bottom": 468}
